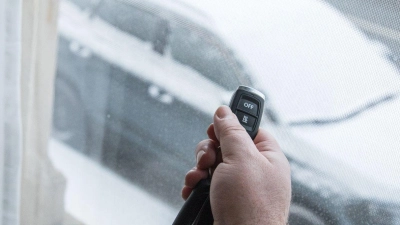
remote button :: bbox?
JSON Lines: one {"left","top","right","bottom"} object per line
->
{"left": 236, "top": 111, "right": 256, "bottom": 131}
{"left": 237, "top": 98, "right": 258, "bottom": 117}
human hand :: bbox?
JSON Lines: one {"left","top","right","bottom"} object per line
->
{"left": 182, "top": 106, "right": 291, "bottom": 225}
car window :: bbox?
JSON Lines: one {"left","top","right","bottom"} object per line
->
{"left": 69, "top": 0, "right": 93, "bottom": 10}
{"left": 96, "top": 0, "right": 160, "bottom": 43}
{"left": 169, "top": 25, "right": 248, "bottom": 90}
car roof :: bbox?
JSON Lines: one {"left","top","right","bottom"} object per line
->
{"left": 112, "top": 0, "right": 217, "bottom": 32}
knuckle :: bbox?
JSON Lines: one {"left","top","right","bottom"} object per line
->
{"left": 256, "top": 140, "right": 280, "bottom": 152}
{"left": 194, "top": 139, "right": 211, "bottom": 154}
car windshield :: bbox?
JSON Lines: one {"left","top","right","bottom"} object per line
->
{"left": 49, "top": 0, "right": 400, "bottom": 224}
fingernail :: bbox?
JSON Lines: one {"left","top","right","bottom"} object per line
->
{"left": 197, "top": 150, "right": 205, "bottom": 164}
{"left": 216, "top": 106, "right": 232, "bottom": 119}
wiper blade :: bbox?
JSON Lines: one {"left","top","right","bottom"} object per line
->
{"left": 288, "top": 93, "right": 399, "bottom": 126}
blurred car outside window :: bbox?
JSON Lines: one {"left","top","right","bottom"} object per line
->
{"left": 47, "top": 0, "right": 400, "bottom": 224}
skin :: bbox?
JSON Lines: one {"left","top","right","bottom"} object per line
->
{"left": 182, "top": 106, "right": 292, "bottom": 225}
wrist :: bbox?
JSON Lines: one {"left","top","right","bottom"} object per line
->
{"left": 214, "top": 218, "right": 287, "bottom": 225}
{"left": 213, "top": 211, "right": 288, "bottom": 225}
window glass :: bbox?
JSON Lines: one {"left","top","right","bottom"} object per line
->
{"left": 50, "top": 0, "right": 400, "bottom": 224}
{"left": 69, "top": 0, "right": 93, "bottom": 10}
{"left": 100, "top": 65, "right": 210, "bottom": 206}
{"left": 54, "top": 37, "right": 113, "bottom": 157}
{"left": 96, "top": 0, "right": 159, "bottom": 43}
{"left": 169, "top": 25, "right": 245, "bottom": 90}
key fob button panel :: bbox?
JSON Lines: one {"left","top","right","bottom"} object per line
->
{"left": 237, "top": 97, "right": 259, "bottom": 117}
{"left": 236, "top": 111, "right": 257, "bottom": 131}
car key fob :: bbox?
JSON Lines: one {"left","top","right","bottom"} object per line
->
{"left": 229, "top": 85, "right": 265, "bottom": 139}
{"left": 172, "top": 85, "right": 265, "bottom": 225}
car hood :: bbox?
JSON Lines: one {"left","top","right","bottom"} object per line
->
{"left": 288, "top": 97, "right": 400, "bottom": 203}
{"left": 183, "top": 0, "right": 400, "bottom": 122}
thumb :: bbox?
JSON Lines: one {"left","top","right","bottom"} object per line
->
{"left": 213, "top": 106, "right": 258, "bottom": 162}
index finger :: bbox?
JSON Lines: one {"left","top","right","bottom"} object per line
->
{"left": 206, "top": 123, "right": 219, "bottom": 145}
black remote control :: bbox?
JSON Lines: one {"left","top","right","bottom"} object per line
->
{"left": 229, "top": 85, "right": 265, "bottom": 139}
{"left": 173, "top": 85, "right": 265, "bottom": 225}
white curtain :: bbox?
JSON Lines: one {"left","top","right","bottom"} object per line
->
{"left": 1, "top": 0, "right": 65, "bottom": 224}
{"left": 0, "top": 0, "right": 22, "bottom": 224}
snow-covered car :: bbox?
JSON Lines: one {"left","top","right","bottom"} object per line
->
{"left": 53, "top": 0, "right": 400, "bottom": 224}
